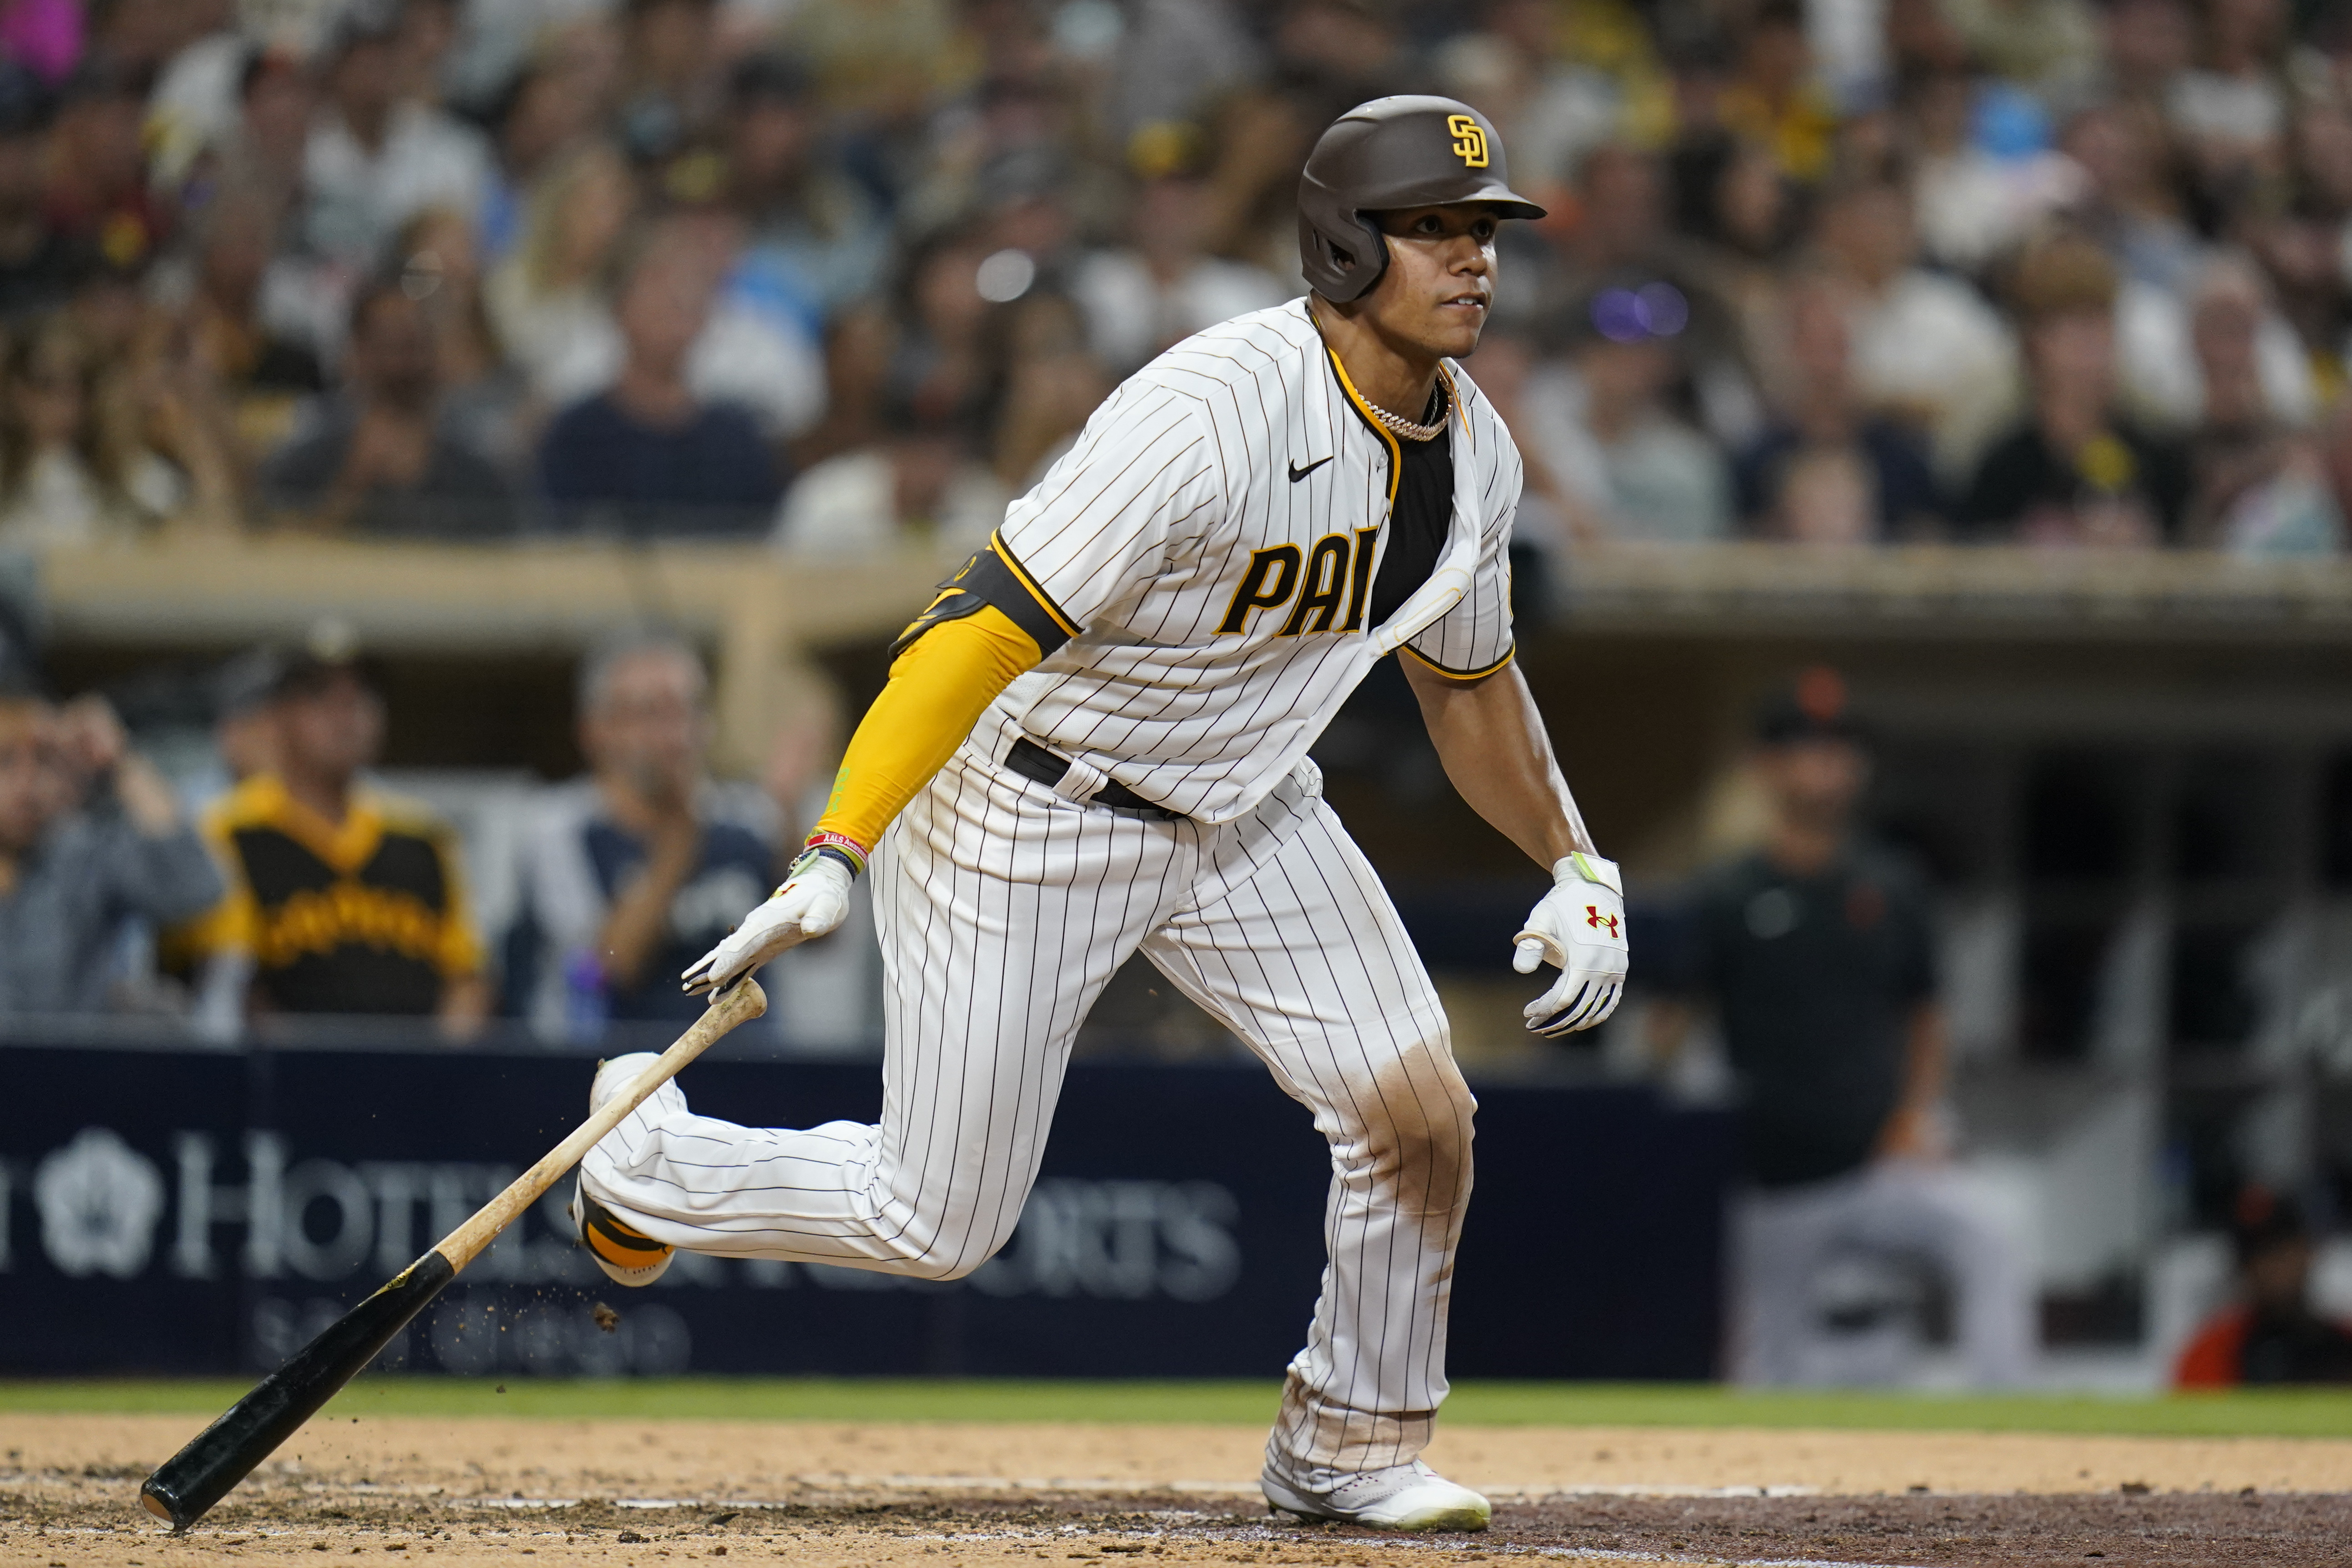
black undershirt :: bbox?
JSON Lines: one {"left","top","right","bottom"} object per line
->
{"left": 1364, "top": 391, "right": 1454, "bottom": 630}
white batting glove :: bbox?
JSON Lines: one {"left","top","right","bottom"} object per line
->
{"left": 1513, "top": 851, "right": 1629, "bottom": 1037}
{"left": 682, "top": 848, "right": 855, "bottom": 997}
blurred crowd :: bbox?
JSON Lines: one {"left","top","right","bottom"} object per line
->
{"left": 29, "top": 0, "right": 2352, "bottom": 1015}
{"left": 0, "top": 0, "right": 2336, "bottom": 556}
{"left": 0, "top": 624, "right": 829, "bottom": 1038}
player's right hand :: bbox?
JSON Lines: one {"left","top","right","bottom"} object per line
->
{"left": 682, "top": 850, "right": 855, "bottom": 996}
{"left": 1512, "top": 851, "right": 1629, "bottom": 1037}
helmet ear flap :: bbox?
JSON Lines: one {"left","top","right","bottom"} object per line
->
{"left": 1345, "top": 211, "right": 1388, "bottom": 294}
{"left": 1300, "top": 208, "right": 1389, "bottom": 304}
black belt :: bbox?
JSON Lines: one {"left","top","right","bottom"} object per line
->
{"left": 1004, "top": 738, "right": 1182, "bottom": 820}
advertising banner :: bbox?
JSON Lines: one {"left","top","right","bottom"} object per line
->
{"left": 3, "top": 1042, "right": 1733, "bottom": 1380}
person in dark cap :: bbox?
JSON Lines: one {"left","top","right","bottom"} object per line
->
{"left": 1648, "top": 665, "right": 2035, "bottom": 1385}
{"left": 182, "top": 629, "right": 487, "bottom": 1035}
{"left": 2175, "top": 1186, "right": 2352, "bottom": 1385}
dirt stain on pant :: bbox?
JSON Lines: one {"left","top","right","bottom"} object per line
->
{"left": 1364, "top": 1036, "right": 1476, "bottom": 1233}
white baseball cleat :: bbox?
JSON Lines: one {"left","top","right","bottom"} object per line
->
{"left": 571, "top": 1053, "right": 673, "bottom": 1287}
{"left": 1261, "top": 1458, "right": 1492, "bottom": 1532}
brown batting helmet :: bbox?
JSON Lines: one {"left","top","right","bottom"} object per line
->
{"left": 1298, "top": 96, "right": 1545, "bottom": 304}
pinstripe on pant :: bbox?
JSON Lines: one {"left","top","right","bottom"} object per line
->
{"left": 579, "top": 741, "right": 1475, "bottom": 1473}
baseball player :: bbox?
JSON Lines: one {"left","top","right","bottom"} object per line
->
{"left": 571, "top": 96, "right": 1628, "bottom": 1532}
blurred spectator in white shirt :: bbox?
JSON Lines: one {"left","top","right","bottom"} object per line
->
{"left": 2119, "top": 250, "right": 2315, "bottom": 428}
{"left": 143, "top": 0, "right": 243, "bottom": 190}
{"left": 771, "top": 391, "right": 1004, "bottom": 558}
{"left": 486, "top": 139, "right": 637, "bottom": 406}
{"left": 2179, "top": 257, "right": 2342, "bottom": 554}
{"left": 1071, "top": 173, "right": 1285, "bottom": 376}
{"left": 1815, "top": 177, "right": 2019, "bottom": 478}
{"left": 1906, "top": 70, "right": 2083, "bottom": 277}
{"left": 300, "top": 4, "right": 492, "bottom": 277}
{"left": 509, "top": 633, "right": 780, "bottom": 1040}
{"left": 1523, "top": 279, "right": 1734, "bottom": 544}
{"left": 2167, "top": 0, "right": 2288, "bottom": 187}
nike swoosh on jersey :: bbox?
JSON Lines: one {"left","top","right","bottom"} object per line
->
{"left": 1288, "top": 456, "right": 1334, "bottom": 482}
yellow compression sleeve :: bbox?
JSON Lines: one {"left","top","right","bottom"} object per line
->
{"left": 812, "top": 603, "right": 1043, "bottom": 854}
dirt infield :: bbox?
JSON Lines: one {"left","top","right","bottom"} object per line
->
{"left": 5, "top": 1414, "right": 2352, "bottom": 1567}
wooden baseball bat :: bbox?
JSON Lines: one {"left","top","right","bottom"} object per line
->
{"left": 137, "top": 979, "right": 768, "bottom": 1531}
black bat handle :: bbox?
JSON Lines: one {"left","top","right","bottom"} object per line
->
{"left": 139, "top": 1249, "right": 458, "bottom": 1530}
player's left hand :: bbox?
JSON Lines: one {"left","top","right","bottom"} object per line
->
{"left": 682, "top": 849, "right": 854, "bottom": 997}
{"left": 1513, "top": 851, "right": 1628, "bottom": 1037}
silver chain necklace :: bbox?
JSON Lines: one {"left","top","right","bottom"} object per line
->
{"left": 1368, "top": 381, "right": 1449, "bottom": 443}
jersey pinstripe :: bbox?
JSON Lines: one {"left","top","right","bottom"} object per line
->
{"left": 977, "top": 298, "right": 1521, "bottom": 824}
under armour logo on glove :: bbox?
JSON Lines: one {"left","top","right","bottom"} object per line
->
{"left": 1513, "top": 853, "right": 1630, "bottom": 1038}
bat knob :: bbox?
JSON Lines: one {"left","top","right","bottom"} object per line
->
{"left": 140, "top": 1480, "right": 188, "bottom": 1530}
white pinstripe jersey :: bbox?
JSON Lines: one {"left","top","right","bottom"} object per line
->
{"left": 973, "top": 298, "right": 1522, "bottom": 825}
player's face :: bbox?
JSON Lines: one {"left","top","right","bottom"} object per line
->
{"left": 1369, "top": 204, "right": 1500, "bottom": 358}
{"left": 274, "top": 673, "right": 385, "bottom": 784}
{"left": 583, "top": 649, "right": 709, "bottom": 796}
{"left": 1755, "top": 737, "right": 1869, "bottom": 831}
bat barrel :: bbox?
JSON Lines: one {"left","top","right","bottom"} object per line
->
{"left": 139, "top": 1249, "right": 457, "bottom": 1530}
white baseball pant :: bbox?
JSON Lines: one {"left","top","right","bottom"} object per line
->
{"left": 580, "top": 742, "right": 1476, "bottom": 1473}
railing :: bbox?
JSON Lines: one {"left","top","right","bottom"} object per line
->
{"left": 26, "top": 536, "right": 2352, "bottom": 767}
{"left": 28, "top": 535, "right": 950, "bottom": 776}
{"left": 1558, "top": 542, "right": 2352, "bottom": 641}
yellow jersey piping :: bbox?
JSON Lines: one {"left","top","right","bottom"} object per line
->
{"left": 1326, "top": 348, "right": 1403, "bottom": 504}
{"left": 1400, "top": 641, "right": 1516, "bottom": 682}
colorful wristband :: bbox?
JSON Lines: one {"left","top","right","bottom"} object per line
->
{"left": 801, "top": 830, "right": 870, "bottom": 877}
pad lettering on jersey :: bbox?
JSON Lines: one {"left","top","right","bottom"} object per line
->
{"left": 1220, "top": 530, "right": 1393, "bottom": 638}
{"left": 1216, "top": 544, "right": 1304, "bottom": 634}
{"left": 1279, "top": 534, "right": 1354, "bottom": 636}
{"left": 1340, "top": 526, "right": 1381, "bottom": 632}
